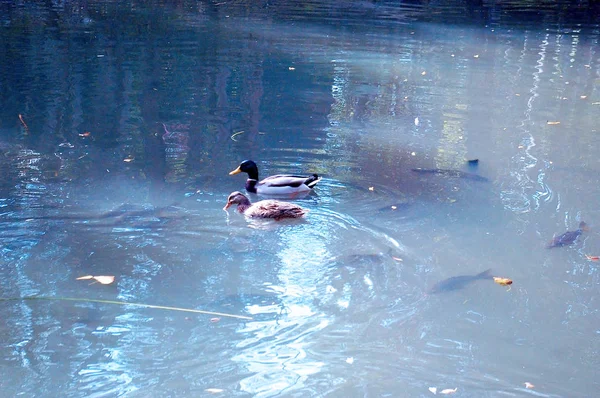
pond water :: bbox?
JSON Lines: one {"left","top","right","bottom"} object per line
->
{"left": 1, "top": 1, "right": 599, "bottom": 397}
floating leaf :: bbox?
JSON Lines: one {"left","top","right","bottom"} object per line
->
{"left": 440, "top": 388, "right": 458, "bottom": 394}
{"left": 77, "top": 275, "right": 115, "bottom": 285}
{"left": 493, "top": 277, "right": 513, "bottom": 286}
{"left": 429, "top": 387, "right": 437, "bottom": 394}
{"left": 585, "top": 255, "right": 599, "bottom": 261}
{"left": 93, "top": 276, "right": 115, "bottom": 285}
{"left": 524, "top": 382, "right": 535, "bottom": 389}
{"left": 547, "top": 121, "right": 561, "bottom": 125}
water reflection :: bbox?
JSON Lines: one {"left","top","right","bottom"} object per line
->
{"left": 1, "top": 0, "right": 600, "bottom": 397}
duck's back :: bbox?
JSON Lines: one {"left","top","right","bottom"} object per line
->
{"left": 245, "top": 200, "right": 308, "bottom": 220}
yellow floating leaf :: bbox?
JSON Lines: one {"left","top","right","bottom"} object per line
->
{"left": 524, "top": 382, "right": 534, "bottom": 389}
{"left": 93, "top": 276, "right": 115, "bottom": 285}
{"left": 493, "top": 277, "right": 513, "bottom": 286}
{"left": 547, "top": 121, "right": 561, "bottom": 125}
{"left": 76, "top": 275, "right": 94, "bottom": 280}
{"left": 440, "top": 388, "right": 458, "bottom": 394}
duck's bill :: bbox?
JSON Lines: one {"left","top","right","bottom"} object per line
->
{"left": 229, "top": 166, "right": 242, "bottom": 175}
{"left": 223, "top": 203, "right": 231, "bottom": 210}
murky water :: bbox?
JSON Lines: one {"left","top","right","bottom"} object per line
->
{"left": 1, "top": 1, "right": 599, "bottom": 397}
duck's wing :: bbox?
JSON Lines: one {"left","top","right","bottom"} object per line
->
{"left": 259, "top": 174, "right": 318, "bottom": 188}
{"left": 246, "top": 200, "right": 308, "bottom": 219}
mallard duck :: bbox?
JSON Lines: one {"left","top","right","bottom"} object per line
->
{"left": 223, "top": 191, "right": 308, "bottom": 220}
{"left": 229, "top": 160, "right": 321, "bottom": 195}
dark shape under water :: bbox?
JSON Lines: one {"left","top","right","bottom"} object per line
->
{"left": 428, "top": 269, "right": 493, "bottom": 294}
{"left": 547, "top": 221, "right": 589, "bottom": 248}
{"left": 411, "top": 168, "right": 488, "bottom": 182}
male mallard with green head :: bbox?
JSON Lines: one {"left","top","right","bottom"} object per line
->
{"left": 229, "top": 160, "right": 321, "bottom": 195}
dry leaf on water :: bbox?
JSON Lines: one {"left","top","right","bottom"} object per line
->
{"left": 77, "top": 275, "right": 115, "bottom": 285}
{"left": 93, "top": 276, "right": 115, "bottom": 285}
{"left": 493, "top": 277, "right": 513, "bottom": 286}
{"left": 440, "top": 388, "right": 458, "bottom": 394}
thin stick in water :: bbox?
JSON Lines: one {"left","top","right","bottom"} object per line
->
{"left": 18, "top": 114, "right": 30, "bottom": 134}
{"left": 0, "top": 296, "right": 253, "bottom": 320}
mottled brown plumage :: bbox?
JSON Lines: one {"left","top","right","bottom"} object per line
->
{"left": 223, "top": 191, "right": 308, "bottom": 220}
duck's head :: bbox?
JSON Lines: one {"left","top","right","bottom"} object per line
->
{"left": 223, "top": 191, "right": 251, "bottom": 210}
{"left": 229, "top": 160, "right": 259, "bottom": 178}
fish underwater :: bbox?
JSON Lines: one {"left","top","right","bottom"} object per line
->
{"left": 547, "top": 221, "right": 589, "bottom": 248}
{"left": 411, "top": 167, "right": 489, "bottom": 182}
{"left": 428, "top": 269, "right": 493, "bottom": 294}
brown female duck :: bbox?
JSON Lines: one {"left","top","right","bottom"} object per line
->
{"left": 223, "top": 191, "right": 308, "bottom": 220}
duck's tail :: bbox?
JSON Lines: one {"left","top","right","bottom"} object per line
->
{"left": 306, "top": 174, "right": 321, "bottom": 188}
